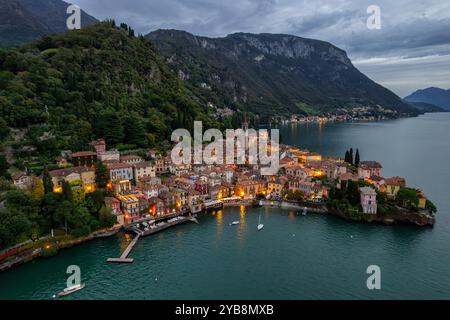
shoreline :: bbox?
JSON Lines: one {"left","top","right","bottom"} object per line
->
{"left": 0, "top": 200, "right": 435, "bottom": 273}
{"left": 0, "top": 226, "right": 122, "bottom": 273}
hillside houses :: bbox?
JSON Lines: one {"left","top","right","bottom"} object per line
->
{"left": 39, "top": 138, "right": 431, "bottom": 227}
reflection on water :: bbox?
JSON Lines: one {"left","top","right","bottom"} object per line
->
{"left": 215, "top": 210, "right": 223, "bottom": 238}
{"left": 288, "top": 211, "right": 297, "bottom": 220}
{"left": 237, "top": 206, "right": 247, "bottom": 240}
{"left": 119, "top": 232, "right": 133, "bottom": 252}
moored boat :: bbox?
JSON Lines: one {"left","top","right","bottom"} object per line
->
{"left": 56, "top": 283, "right": 85, "bottom": 298}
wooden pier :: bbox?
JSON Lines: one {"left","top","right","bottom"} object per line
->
{"left": 107, "top": 234, "right": 141, "bottom": 263}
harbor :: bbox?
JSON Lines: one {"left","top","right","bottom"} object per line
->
{"left": 107, "top": 214, "right": 199, "bottom": 264}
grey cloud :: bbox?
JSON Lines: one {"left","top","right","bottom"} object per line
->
{"left": 70, "top": 0, "right": 450, "bottom": 96}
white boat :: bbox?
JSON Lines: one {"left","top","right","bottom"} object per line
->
{"left": 302, "top": 207, "right": 307, "bottom": 216}
{"left": 230, "top": 221, "right": 240, "bottom": 226}
{"left": 257, "top": 215, "right": 264, "bottom": 231}
{"left": 56, "top": 283, "right": 85, "bottom": 298}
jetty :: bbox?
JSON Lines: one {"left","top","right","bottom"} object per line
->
{"left": 107, "top": 215, "right": 198, "bottom": 264}
{"left": 107, "top": 234, "right": 140, "bottom": 263}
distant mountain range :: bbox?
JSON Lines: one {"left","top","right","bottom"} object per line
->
{"left": 147, "top": 30, "right": 416, "bottom": 119}
{"left": 404, "top": 101, "right": 446, "bottom": 113}
{"left": 404, "top": 87, "right": 450, "bottom": 111}
{"left": 0, "top": 0, "right": 97, "bottom": 47}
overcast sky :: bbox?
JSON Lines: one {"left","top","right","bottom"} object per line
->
{"left": 71, "top": 0, "right": 450, "bottom": 97}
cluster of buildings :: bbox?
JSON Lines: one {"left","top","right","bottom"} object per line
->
{"left": 11, "top": 134, "right": 429, "bottom": 222}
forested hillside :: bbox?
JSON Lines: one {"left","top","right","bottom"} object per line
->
{"left": 0, "top": 22, "right": 219, "bottom": 169}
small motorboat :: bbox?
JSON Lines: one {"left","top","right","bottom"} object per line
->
{"left": 230, "top": 221, "right": 240, "bottom": 226}
{"left": 302, "top": 207, "right": 307, "bottom": 216}
{"left": 257, "top": 215, "right": 264, "bottom": 231}
{"left": 56, "top": 283, "right": 85, "bottom": 298}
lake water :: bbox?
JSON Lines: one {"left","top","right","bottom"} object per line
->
{"left": 1, "top": 113, "right": 449, "bottom": 300}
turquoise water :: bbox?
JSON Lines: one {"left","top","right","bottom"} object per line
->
{"left": 1, "top": 113, "right": 449, "bottom": 300}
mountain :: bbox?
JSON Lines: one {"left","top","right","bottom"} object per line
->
{"left": 0, "top": 22, "right": 219, "bottom": 158}
{"left": 0, "top": 0, "right": 98, "bottom": 47}
{"left": 146, "top": 30, "right": 416, "bottom": 120}
{"left": 404, "top": 87, "right": 450, "bottom": 110}
{"left": 404, "top": 101, "right": 446, "bottom": 113}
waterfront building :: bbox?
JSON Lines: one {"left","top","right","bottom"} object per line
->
{"left": 91, "top": 138, "right": 106, "bottom": 157}
{"left": 267, "top": 179, "right": 284, "bottom": 196}
{"left": 121, "top": 154, "right": 144, "bottom": 165}
{"left": 234, "top": 180, "right": 263, "bottom": 198}
{"left": 417, "top": 191, "right": 427, "bottom": 209}
{"left": 195, "top": 180, "right": 209, "bottom": 195}
{"left": 188, "top": 189, "right": 203, "bottom": 213}
{"left": 104, "top": 197, "right": 123, "bottom": 224}
{"left": 384, "top": 176, "right": 406, "bottom": 198}
{"left": 107, "top": 162, "right": 133, "bottom": 182}
{"left": 173, "top": 188, "right": 189, "bottom": 208}
{"left": 158, "top": 191, "right": 177, "bottom": 215}
{"left": 138, "top": 176, "right": 162, "bottom": 190}
{"left": 113, "top": 179, "right": 133, "bottom": 195}
{"left": 360, "top": 187, "right": 378, "bottom": 214}
{"left": 71, "top": 151, "right": 97, "bottom": 167}
{"left": 133, "top": 162, "right": 156, "bottom": 183}
{"left": 289, "top": 179, "right": 315, "bottom": 196}
{"left": 99, "top": 149, "right": 120, "bottom": 162}
{"left": 358, "top": 161, "right": 383, "bottom": 179}
{"left": 49, "top": 166, "right": 95, "bottom": 193}
{"left": 149, "top": 197, "right": 165, "bottom": 217}
{"left": 12, "top": 172, "right": 32, "bottom": 190}
{"left": 366, "top": 175, "right": 385, "bottom": 190}
{"left": 116, "top": 194, "right": 140, "bottom": 224}
{"left": 155, "top": 158, "right": 167, "bottom": 174}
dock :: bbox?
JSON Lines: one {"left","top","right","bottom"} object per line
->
{"left": 107, "top": 234, "right": 141, "bottom": 263}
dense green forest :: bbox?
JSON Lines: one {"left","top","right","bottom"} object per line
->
{"left": 0, "top": 21, "right": 220, "bottom": 165}
{"left": 0, "top": 21, "right": 226, "bottom": 249}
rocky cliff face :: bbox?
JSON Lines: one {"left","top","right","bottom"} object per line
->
{"left": 147, "top": 30, "right": 415, "bottom": 120}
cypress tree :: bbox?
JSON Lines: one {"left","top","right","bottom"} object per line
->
{"left": 344, "top": 150, "right": 350, "bottom": 164}
{"left": 355, "top": 149, "right": 360, "bottom": 167}
{"left": 62, "top": 180, "right": 73, "bottom": 203}
{"left": 95, "top": 160, "right": 109, "bottom": 189}
{"left": 349, "top": 148, "right": 354, "bottom": 166}
{"left": 43, "top": 166, "right": 53, "bottom": 194}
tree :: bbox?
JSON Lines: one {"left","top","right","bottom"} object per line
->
{"left": 62, "top": 180, "right": 73, "bottom": 203}
{"left": 0, "top": 154, "right": 9, "bottom": 178}
{"left": 0, "top": 208, "right": 32, "bottom": 249}
{"left": 85, "top": 189, "right": 105, "bottom": 214}
{"left": 43, "top": 166, "right": 53, "bottom": 194}
{"left": 29, "top": 177, "right": 45, "bottom": 205}
{"left": 355, "top": 149, "right": 360, "bottom": 167}
{"left": 349, "top": 148, "right": 354, "bottom": 166}
{"left": 345, "top": 180, "right": 360, "bottom": 206}
{"left": 72, "top": 187, "right": 85, "bottom": 205}
{"left": 397, "top": 188, "right": 419, "bottom": 208}
{"left": 344, "top": 150, "right": 350, "bottom": 164}
{"left": 53, "top": 200, "right": 73, "bottom": 232}
{"left": 98, "top": 206, "right": 117, "bottom": 228}
{"left": 0, "top": 117, "right": 9, "bottom": 141}
{"left": 95, "top": 160, "right": 109, "bottom": 189}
